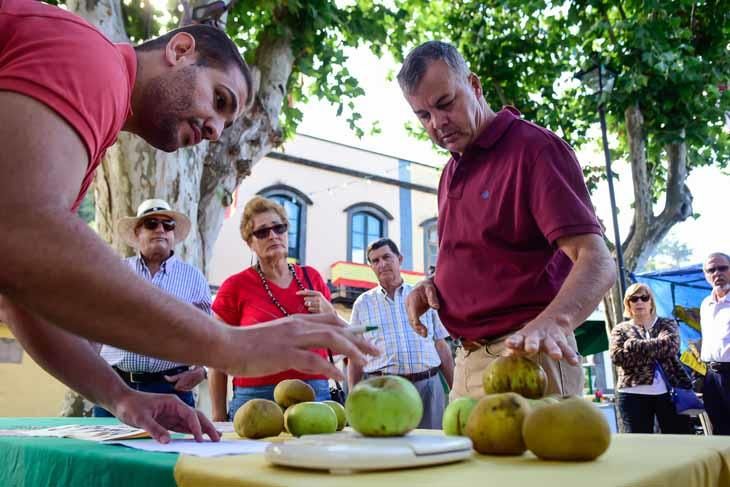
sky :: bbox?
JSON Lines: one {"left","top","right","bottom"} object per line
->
{"left": 295, "top": 47, "right": 729, "bottom": 269}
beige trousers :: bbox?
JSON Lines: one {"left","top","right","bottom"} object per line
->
{"left": 450, "top": 333, "right": 584, "bottom": 401}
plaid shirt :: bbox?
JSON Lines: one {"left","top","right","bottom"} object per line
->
{"left": 350, "top": 282, "right": 449, "bottom": 375}
{"left": 100, "top": 254, "right": 211, "bottom": 372}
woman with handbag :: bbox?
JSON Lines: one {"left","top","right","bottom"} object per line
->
{"left": 610, "top": 283, "right": 694, "bottom": 434}
{"left": 209, "top": 196, "right": 335, "bottom": 421}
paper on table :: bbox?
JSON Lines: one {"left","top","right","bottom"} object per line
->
{"left": 109, "top": 439, "right": 270, "bottom": 457}
{"left": 0, "top": 424, "right": 149, "bottom": 442}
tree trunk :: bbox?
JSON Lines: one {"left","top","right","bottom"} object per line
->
{"left": 60, "top": 0, "right": 295, "bottom": 416}
{"left": 603, "top": 103, "right": 693, "bottom": 333}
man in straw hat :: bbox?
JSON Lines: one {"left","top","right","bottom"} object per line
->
{"left": 0, "top": 0, "right": 377, "bottom": 443}
{"left": 94, "top": 199, "right": 210, "bottom": 417}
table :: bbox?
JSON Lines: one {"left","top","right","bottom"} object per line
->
{"left": 0, "top": 418, "right": 176, "bottom": 487}
{"left": 2, "top": 418, "right": 729, "bottom": 487}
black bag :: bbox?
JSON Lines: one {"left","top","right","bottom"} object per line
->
{"left": 303, "top": 267, "right": 346, "bottom": 405}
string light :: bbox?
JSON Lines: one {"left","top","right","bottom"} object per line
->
{"left": 306, "top": 164, "right": 411, "bottom": 198}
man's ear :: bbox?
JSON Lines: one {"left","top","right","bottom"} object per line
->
{"left": 398, "top": 254, "right": 404, "bottom": 265}
{"left": 468, "top": 72, "right": 483, "bottom": 98}
{"left": 164, "top": 32, "right": 197, "bottom": 66}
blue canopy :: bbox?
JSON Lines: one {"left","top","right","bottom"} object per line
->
{"left": 632, "top": 264, "right": 710, "bottom": 351}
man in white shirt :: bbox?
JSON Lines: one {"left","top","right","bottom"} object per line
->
{"left": 94, "top": 199, "right": 210, "bottom": 416}
{"left": 700, "top": 252, "right": 730, "bottom": 434}
{"left": 348, "top": 238, "right": 454, "bottom": 428}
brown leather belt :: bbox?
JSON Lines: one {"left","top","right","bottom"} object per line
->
{"left": 367, "top": 366, "right": 440, "bottom": 383}
{"left": 460, "top": 338, "right": 491, "bottom": 353}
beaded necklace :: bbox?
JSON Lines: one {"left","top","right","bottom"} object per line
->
{"left": 255, "top": 262, "right": 306, "bottom": 316}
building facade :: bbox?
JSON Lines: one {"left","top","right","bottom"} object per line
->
{"left": 209, "top": 134, "right": 443, "bottom": 303}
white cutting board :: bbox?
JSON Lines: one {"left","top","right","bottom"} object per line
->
{"left": 264, "top": 430, "right": 473, "bottom": 473}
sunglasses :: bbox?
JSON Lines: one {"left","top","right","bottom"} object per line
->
{"left": 141, "top": 218, "right": 176, "bottom": 232}
{"left": 704, "top": 265, "right": 729, "bottom": 275}
{"left": 252, "top": 223, "right": 288, "bottom": 240}
{"left": 628, "top": 295, "right": 650, "bottom": 303}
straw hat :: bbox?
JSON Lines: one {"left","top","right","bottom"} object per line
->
{"left": 116, "top": 198, "right": 191, "bottom": 248}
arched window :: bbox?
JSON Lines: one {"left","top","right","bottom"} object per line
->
{"left": 259, "top": 185, "right": 312, "bottom": 264}
{"left": 345, "top": 203, "right": 393, "bottom": 264}
{"left": 421, "top": 218, "right": 438, "bottom": 274}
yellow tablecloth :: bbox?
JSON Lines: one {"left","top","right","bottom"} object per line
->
{"left": 174, "top": 433, "right": 730, "bottom": 487}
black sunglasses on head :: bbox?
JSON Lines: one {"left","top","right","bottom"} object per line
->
{"left": 252, "top": 223, "right": 288, "bottom": 240}
{"left": 705, "top": 265, "right": 729, "bottom": 275}
{"left": 141, "top": 218, "right": 176, "bottom": 232}
{"left": 628, "top": 295, "right": 650, "bottom": 303}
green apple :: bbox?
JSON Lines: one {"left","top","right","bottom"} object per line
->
{"left": 442, "top": 397, "right": 478, "bottom": 436}
{"left": 482, "top": 356, "right": 547, "bottom": 399}
{"left": 323, "top": 400, "right": 347, "bottom": 430}
{"left": 345, "top": 375, "right": 423, "bottom": 437}
{"left": 283, "top": 401, "right": 338, "bottom": 437}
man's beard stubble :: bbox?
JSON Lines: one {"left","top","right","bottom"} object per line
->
{"left": 137, "top": 67, "right": 197, "bottom": 152}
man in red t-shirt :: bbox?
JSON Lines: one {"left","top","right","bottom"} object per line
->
{"left": 399, "top": 41, "right": 617, "bottom": 399}
{"left": 0, "top": 0, "right": 376, "bottom": 442}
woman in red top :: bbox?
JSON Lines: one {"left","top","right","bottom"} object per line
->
{"left": 209, "top": 196, "right": 334, "bottom": 421}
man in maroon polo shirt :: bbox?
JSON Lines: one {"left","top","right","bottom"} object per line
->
{"left": 399, "top": 41, "right": 617, "bottom": 399}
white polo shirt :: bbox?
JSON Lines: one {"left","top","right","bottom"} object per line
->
{"left": 700, "top": 292, "right": 730, "bottom": 363}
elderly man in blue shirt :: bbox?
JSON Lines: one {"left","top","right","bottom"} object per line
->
{"left": 93, "top": 199, "right": 211, "bottom": 417}
{"left": 348, "top": 238, "right": 454, "bottom": 428}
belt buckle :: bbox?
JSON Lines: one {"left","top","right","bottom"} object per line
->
{"left": 128, "top": 372, "right": 145, "bottom": 384}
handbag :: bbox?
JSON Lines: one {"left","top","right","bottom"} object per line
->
{"left": 302, "top": 267, "right": 346, "bottom": 405}
{"left": 655, "top": 361, "right": 704, "bottom": 416}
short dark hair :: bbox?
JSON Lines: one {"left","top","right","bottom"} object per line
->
{"left": 135, "top": 25, "right": 254, "bottom": 107}
{"left": 397, "top": 41, "right": 470, "bottom": 94}
{"left": 366, "top": 238, "right": 401, "bottom": 262}
{"left": 706, "top": 252, "right": 730, "bottom": 265}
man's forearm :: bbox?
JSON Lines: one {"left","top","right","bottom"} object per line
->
{"left": 348, "top": 362, "right": 364, "bottom": 388}
{"left": 435, "top": 340, "right": 454, "bottom": 388}
{"left": 4, "top": 300, "right": 129, "bottom": 409}
{"left": 0, "top": 209, "right": 229, "bottom": 369}
{"left": 208, "top": 369, "right": 229, "bottom": 420}
{"left": 535, "top": 238, "right": 616, "bottom": 332}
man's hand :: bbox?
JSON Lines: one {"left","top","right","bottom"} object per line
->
{"left": 165, "top": 366, "right": 206, "bottom": 391}
{"left": 223, "top": 312, "right": 380, "bottom": 380}
{"left": 505, "top": 318, "right": 580, "bottom": 365}
{"left": 110, "top": 389, "right": 220, "bottom": 444}
{"left": 405, "top": 278, "right": 440, "bottom": 337}
{"left": 296, "top": 290, "right": 334, "bottom": 314}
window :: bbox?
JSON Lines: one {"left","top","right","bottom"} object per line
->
{"left": 259, "top": 185, "right": 312, "bottom": 264}
{"left": 351, "top": 212, "right": 383, "bottom": 264}
{"left": 421, "top": 218, "right": 438, "bottom": 273}
{"left": 345, "top": 203, "right": 393, "bottom": 264}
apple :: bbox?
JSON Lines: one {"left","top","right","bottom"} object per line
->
{"left": 465, "top": 392, "right": 530, "bottom": 455}
{"left": 283, "top": 402, "right": 338, "bottom": 437}
{"left": 442, "top": 397, "right": 478, "bottom": 436}
{"left": 482, "top": 356, "right": 547, "bottom": 399}
{"left": 323, "top": 400, "right": 347, "bottom": 430}
{"left": 233, "top": 398, "right": 284, "bottom": 439}
{"left": 345, "top": 375, "right": 423, "bottom": 437}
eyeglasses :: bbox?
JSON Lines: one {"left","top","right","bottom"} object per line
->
{"left": 141, "top": 218, "right": 176, "bottom": 232}
{"left": 252, "top": 223, "right": 288, "bottom": 240}
{"left": 628, "top": 295, "right": 650, "bottom": 303}
{"left": 704, "top": 265, "right": 729, "bottom": 275}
